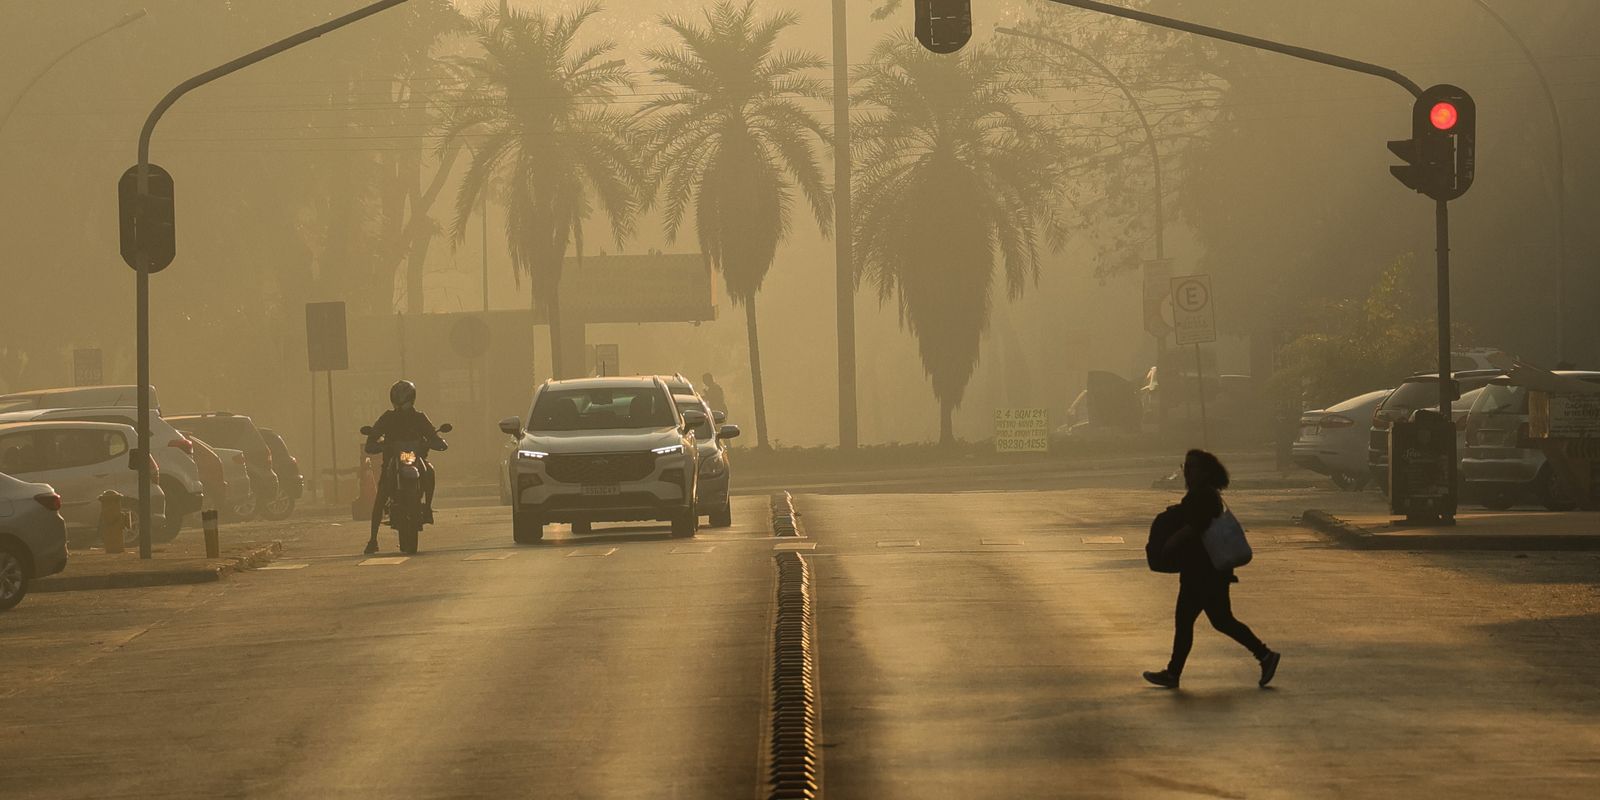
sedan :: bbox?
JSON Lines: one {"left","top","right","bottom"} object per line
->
{"left": 1293, "top": 388, "right": 1392, "bottom": 490}
{"left": 0, "top": 471, "right": 68, "bottom": 611}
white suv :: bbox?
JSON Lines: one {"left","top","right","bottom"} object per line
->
{"left": 500, "top": 377, "right": 702, "bottom": 543}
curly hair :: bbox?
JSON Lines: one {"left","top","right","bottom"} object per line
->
{"left": 1184, "top": 449, "right": 1231, "bottom": 491}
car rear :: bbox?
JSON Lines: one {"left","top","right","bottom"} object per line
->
{"left": 166, "top": 414, "right": 279, "bottom": 505}
{"left": 0, "top": 472, "right": 69, "bottom": 610}
{"left": 1462, "top": 372, "right": 1600, "bottom": 508}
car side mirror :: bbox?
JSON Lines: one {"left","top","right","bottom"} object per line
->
{"left": 718, "top": 424, "right": 741, "bottom": 441}
{"left": 438, "top": 423, "right": 453, "bottom": 434}
{"left": 681, "top": 410, "right": 707, "bottom": 432}
{"left": 360, "top": 425, "right": 375, "bottom": 436}
{"left": 712, "top": 410, "right": 727, "bottom": 424}
{"left": 498, "top": 416, "right": 523, "bottom": 438}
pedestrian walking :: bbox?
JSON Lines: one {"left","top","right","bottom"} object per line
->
{"left": 1143, "top": 449, "right": 1280, "bottom": 689}
{"left": 701, "top": 372, "right": 727, "bottom": 417}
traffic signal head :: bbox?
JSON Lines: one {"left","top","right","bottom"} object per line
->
{"left": 915, "top": 0, "right": 972, "bottom": 54}
{"left": 1387, "top": 84, "right": 1475, "bottom": 202}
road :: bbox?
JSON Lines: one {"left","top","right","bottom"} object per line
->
{"left": 5, "top": 473, "right": 1600, "bottom": 798}
{"left": 1, "top": 498, "right": 778, "bottom": 799}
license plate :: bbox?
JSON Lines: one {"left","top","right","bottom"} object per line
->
{"left": 581, "top": 484, "right": 620, "bottom": 496}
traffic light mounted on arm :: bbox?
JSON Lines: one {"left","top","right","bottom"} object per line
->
{"left": 1388, "top": 84, "right": 1476, "bottom": 201}
{"left": 915, "top": 0, "right": 972, "bottom": 54}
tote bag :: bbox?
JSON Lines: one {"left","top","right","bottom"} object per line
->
{"left": 1201, "top": 508, "right": 1253, "bottom": 570}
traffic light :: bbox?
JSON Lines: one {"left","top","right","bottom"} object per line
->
{"left": 118, "top": 163, "right": 176, "bottom": 273}
{"left": 1387, "top": 84, "right": 1475, "bottom": 202}
{"left": 915, "top": 0, "right": 972, "bottom": 54}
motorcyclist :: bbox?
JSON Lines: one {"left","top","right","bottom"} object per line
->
{"left": 364, "top": 380, "right": 445, "bottom": 555}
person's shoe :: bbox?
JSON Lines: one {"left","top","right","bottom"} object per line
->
{"left": 363, "top": 539, "right": 379, "bottom": 555}
{"left": 1142, "top": 669, "right": 1180, "bottom": 689}
{"left": 1258, "top": 650, "right": 1281, "bottom": 687}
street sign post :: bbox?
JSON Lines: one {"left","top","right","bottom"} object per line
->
{"left": 306, "top": 301, "right": 349, "bottom": 503}
{"left": 1171, "top": 274, "right": 1216, "bottom": 447}
{"left": 590, "top": 344, "right": 620, "bottom": 377}
{"left": 72, "top": 348, "right": 103, "bottom": 387}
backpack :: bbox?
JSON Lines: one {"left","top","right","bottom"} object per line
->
{"left": 1145, "top": 505, "right": 1184, "bottom": 574}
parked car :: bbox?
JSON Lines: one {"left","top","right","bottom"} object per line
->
{"left": 1368, "top": 370, "right": 1502, "bottom": 490}
{"left": 0, "top": 385, "right": 160, "bottom": 414}
{"left": 183, "top": 435, "right": 228, "bottom": 514}
{"left": 0, "top": 420, "right": 165, "bottom": 544}
{"left": 0, "top": 471, "right": 68, "bottom": 611}
{"left": 500, "top": 377, "right": 701, "bottom": 543}
{"left": 256, "top": 427, "right": 304, "bottom": 520}
{"left": 165, "top": 412, "right": 279, "bottom": 515}
{"left": 1461, "top": 371, "right": 1600, "bottom": 511}
{"left": 0, "top": 407, "right": 204, "bottom": 540}
{"left": 1293, "top": 388, "right": 1393, "bottom": 490}
{"left": 189, "top": 441, "right": 256, "bottom": 521}
{"left": 674, "top": 393, "right": 740, "bottom": 527}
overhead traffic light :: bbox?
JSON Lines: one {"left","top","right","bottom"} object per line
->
{"left": 914, "top": 0, "right": 972, "bottom": 54}
{"left": 1387, "top": 84, "right": 1475, "bottom": 202}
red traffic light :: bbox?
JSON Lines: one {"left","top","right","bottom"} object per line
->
{"left": 1430, "top": 102, "right": 1459, "bottom": 131}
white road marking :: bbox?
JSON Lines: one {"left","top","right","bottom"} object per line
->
{"left": 464, "top": 552, "right": 515, "bottom": 561}
{"left": 773, "top": 542, "right": 817, "bottom": 551}
{"left": 566, "top": 548, "right": 617, "bottom": 558}
{"left": 358, "top": 556, "right": 410, "bottom": 566}
{"left": 258, "top": 563, "right": 310, "bottom": 570}
{"left": 1081, "top": 535, "right": 1125, "bottom": 544}
{"left": 876, "top": 540, "right": 921, "bottom": 548}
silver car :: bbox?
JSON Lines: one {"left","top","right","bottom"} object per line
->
{"left": 0, "top": 420, "right": 166, "bottom": 544}
{"left": 501, "top": 377, "right": 702, "bottom": 542}
{"left": 1293, "top": 388, "right": 1392, "bottom": 490}
{"left": 674, "top": 394, "right": 740, "bottom": 527}
{"left": 0, "top": 471, "right": 68, "bottom": 611}
{"left": 1461, "top": 371, "right": 1600, "bottom": 511}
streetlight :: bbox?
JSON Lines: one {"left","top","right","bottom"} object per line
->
{"left": 0, "top": 9, "right": 147, "bottom": 135}
{"left": 1470, "top": 0, "right": 1567, "bottom": 362}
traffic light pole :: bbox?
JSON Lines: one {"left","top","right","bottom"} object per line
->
{"left": 129, "top": 0, "right": 412, "bottom": 558}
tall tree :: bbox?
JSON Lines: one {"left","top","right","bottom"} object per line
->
{"left": 438, "top": 3, "right": 640, "bottom": 378}
{"left": 638, "top": 0, "right": 833, "bottom": 450}
{"left": 853, "top": 35, "right": 1070, "bottom": 445}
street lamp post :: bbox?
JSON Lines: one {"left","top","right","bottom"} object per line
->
{"left": 0, "top": 9, "right": 147, "bottom": 136}
{"left": 1470, "top": 0, "right": 1567, "bottom": 362}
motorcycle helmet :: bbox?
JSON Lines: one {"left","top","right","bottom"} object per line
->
{"left": 390, "top": 380, "right": 417, "bottom": 409}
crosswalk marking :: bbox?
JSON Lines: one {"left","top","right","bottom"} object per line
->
{"left": 566, "top": 547, "right": 617, "bottom": 558}
{"left": 358, "top": 556, "right": 410, "bottom": 566}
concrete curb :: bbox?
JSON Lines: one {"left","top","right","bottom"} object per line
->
{"left": 34, "top": 541, "right": 284, "bottom": 593}
{"left": 770, "top": 492, "right": 802, "bottom": 537}
{"left": 1300, "top": 510, "right": 1600, "bottom": 551}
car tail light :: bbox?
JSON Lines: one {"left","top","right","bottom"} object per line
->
{"left": 1319, "top": 414, "right": 1354, "bottom": 429}
{"left": 168, "top": 436, "right": 194, "bottom": 454}
{"left": 34, "top": 492, "right": 62, "bottom": 511}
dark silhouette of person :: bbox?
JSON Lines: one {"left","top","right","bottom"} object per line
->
{"left": 701, "top": 372, "right": 727, "bottom": 416}
{"left": 363, "top": 380, "right": 444, "bottom": 554}
{"left": 1144, "top": 449, "right": 1280, "bottom": 689}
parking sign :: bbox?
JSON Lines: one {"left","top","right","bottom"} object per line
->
{"left": 1170, "top": 275, "right": 1216, "bottom": 346}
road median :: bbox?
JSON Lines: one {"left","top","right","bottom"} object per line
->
{"left": 1301, "top": 509, "right": 1600, "bottom": 551}
{"left": 33, "top": 541, "right": 283, "bottom": 593}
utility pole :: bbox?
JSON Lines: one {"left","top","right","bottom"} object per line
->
{"left": 0, "top": 9, "right": 146, "bottom": 136}
{"left": 125, "top": 0, "right": 413, "bottom": 557}
{"left": 833, "top": 0, "right": 859, "bottom": 449}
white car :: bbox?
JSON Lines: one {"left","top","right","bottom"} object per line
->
{"left": 1292, "top": 389, "right": 1392, "bottom": 490}
{"left": 0, "top": 421, "right": 166, "bottom": 544}
{"left": 0, "top": 385, "right": 159, "bottom": 414}
{"left": 501, "top": 377, "right": 701, "bottom": 542}
{"left": 0, "top": 471, "right": 68, "bottom": 611}
{"left": 0, "top": 407, "right": 203, "bottom": 540}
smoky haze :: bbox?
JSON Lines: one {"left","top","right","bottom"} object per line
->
{"left": 1, "top": 0, "right": 1594, "bottom": 464}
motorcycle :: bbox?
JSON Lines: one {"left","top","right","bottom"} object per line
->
{"left": 360, "top": 422, "right": 452, "bottom": 554}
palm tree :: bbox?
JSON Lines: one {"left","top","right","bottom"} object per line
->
{"left": 438, "top": 3, "right": 640, "bottom": 378}
{"left": 853, "top": 35, "right": 1070, "bottom": 446}
{"left": 638, "top": 0, "right": 833, "bottom": 450}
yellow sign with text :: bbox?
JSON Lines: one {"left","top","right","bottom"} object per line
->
{"left": 995, "top": 408, "right": 1050, "bottom": 453}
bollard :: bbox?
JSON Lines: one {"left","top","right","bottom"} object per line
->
{"left": 98, "top": 490, "right": 127, "bottom": 554}
{"left": 202, "top": 509, "right": 220, "bottom": 559}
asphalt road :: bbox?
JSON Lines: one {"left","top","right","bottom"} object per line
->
{"left": 7, "top": 472, "right": 1600, "bottom": 799}
{"left": 2, "top": 497, "right": 778, "bottom": 799}
{"left": 803, "top": 486, "right": 1600, "bottom": 799}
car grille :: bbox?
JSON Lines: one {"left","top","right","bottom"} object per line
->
{"left": 544, "top": 452, "right": 656, "bottom": 484}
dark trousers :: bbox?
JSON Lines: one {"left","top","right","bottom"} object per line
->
{"left": 369, "top": 460, "right": 435, "bottom": 537}
{"left": 1167, "top": 578, "right": 1269, "bottom": 675}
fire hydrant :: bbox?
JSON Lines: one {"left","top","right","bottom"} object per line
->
{"left": 98, "top": 490, "right": 128, "bottom": 554}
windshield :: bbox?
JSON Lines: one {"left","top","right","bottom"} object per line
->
{"left": 1472, "top": 384, "right": 1527, "bottom": 416}
{"left": 1382, "top": 381, "right": 1442, "bottom": 413}
{"left": 530, "top": 387, "right": 676, "bottom": 432}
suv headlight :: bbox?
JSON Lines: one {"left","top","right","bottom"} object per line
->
{"left": 699, "top": 454, "right": 727, "bottom": 478}
{"left": 652, "top": 444, "right": 684, "bottom": 456}
{"left": 516, "top": 449, "right": 549, "bottom": 461}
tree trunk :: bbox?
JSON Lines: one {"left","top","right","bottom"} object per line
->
{"left": 545, "top": 284, "right": 566, "bottom": 380}
{"left": 745, "top": 297, "right": 770, "bottom": 449}
{"left": 939, "top": 398, "right": 955, "bottom": 448}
